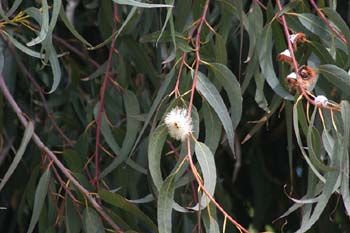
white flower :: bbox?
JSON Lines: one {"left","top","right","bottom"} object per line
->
{"left": 315, "top": 95, "right": 328, "bottom": 107}
{"left": 164, "top": 107, "right": 192, "bottom": 141}
{"left": 280, "top": 49, "right": 291, "bottom": 57}
{"left": 287, "top": 72, "right": 297, "bottom": 80}
{"left": 290, "top": 34, "right": 298, "bottom": 43}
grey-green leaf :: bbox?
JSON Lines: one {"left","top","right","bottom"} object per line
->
{"left": 190, "top": 141, "right": 217, "bottom": 210}
{"left": 158, "top": 174, "right": 176, "bottom": 233}
{"left": 196, "top": 71, "right": 235, "bottom": 154}
{"left": 112, "top": 0, "right": 173, "bottom": 8}
{"left": 27, "top": 169, "right": 51, "bottom": 233}
{"left": 259, "top": 25, "right": 294, "bottom": 100}
{"left": 0, "top": 121, "right": 33, "bottom": 191}
{"left": 148, "top": 124, "right": 168, "bottom": 191}
{"left": 209, "top": 63, "right": 242, "bottom": 130}
{"left": 318, "top": 64, "right": 350, "bottom": 97}
{"left": 82, "top": 207, "right": 105, "bottom": 233}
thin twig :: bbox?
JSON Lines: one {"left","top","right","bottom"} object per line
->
{"left": 184, "top": 1, "right": 249, "bottom": 232}
{"left": 1, "top": 35, "right": 74, "bottom": 146}
{"left": 186, "top": 138, "right": 249, "bottom": 233}
{"left": 93, "top": 3, "right": 119, "bottom": 190}
{"left": 0, "top": 74, "right": 123, "bottom": 232}
{"left": 309, "top": 0, "right": 347, "bottom": 44}
{"left": 276, "top": 0, "right": 339, "bottom": 112}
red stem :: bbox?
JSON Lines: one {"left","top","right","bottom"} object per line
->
{"left": 309, "top": 0, "right": 347, "bottom": 44}
{"left": 174, "top": 53, "right": 186, "bottom": 97}
{"left": 187, "top": 0, "right": 210, "bottom": 118}
{"left": 93, "top": 4, "right": 119, "bottom": 189}
{"left": 276, "top": 0, "right": 339, "bottom": 112}
{"left": 184, "top": 1, "right": 249, "bottom": 232}
{"left": 0, "top": 74, "right": 123, "bottom": 232}
{"left": 186, "top": 138, "right": 249, "bottom": 233}
{"left": 1, "top": 35, "right": 74, "bottom": 146}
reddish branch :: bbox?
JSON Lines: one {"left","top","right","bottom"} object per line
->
{"left": 309, "top": 0, "right": 347, "bottom": 44}
{"left": 276, "top": 0, "right": 339, "bottom": 112}
{"left": 0, "top": 74, "right": 123, "bottom": 232}
{"left": 1, "top": 35, "right": 74, "bottom": 146}
{"left": 187, "top": 0, "right": 209, "bottom": 118}
{"left": 186, "top": 139, "right": 249, "bottom": 233}
{"left": 181, "top": 0, "right": 249, "bottom": 232}
{"left": 93, "top": 4, "right": 119, "bottom": 189}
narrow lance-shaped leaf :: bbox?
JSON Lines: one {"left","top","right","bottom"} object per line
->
{"left": 112, "top": 0, "right": 173, "bottom": 8}
{"left": 259, "top": 25, "right": 294, "bottom": 100}
{"left": 306, "top": 107, "right": 335, "bottom": 172}
{"left": 99, "top": 190, "right": 158, "bottom": 232}
{"left": 317, "top": 64, "right": 350, "bottom": 97}
{"left": 47, "top": 46, "right": 62, "bottom": 93}
{"left": 208, "top": 63, "right": 242, "bottom": 130}
{"left": 27, "top": 169, "right": 51, "bottom": 233}
{"left": 293, "top": 97, "right": 325, "bottom": 183}
{"left": 148, "top": 124, "right": 168, "bottom": 191}
{"left": 0, "top": 121, "right": 33, "bottom": 191}
{"left": 82, "top": 207, "right": 105, "bottom": 233}
{"left": 130, "top": 68, "right": 175, "bottom": 158}
{"left": 26, "top": 0, "right": 49, "bottom": 46}
{"left": 100, "top": 91, "right": 141, "bottom": 177}
{"left": 340, "top": 101, "right": 350, "bottom": 215}
{"left": 65, "top": 194, "right": 81, "bottom": 233}
{"left": 59, "top": 6, "right": 92, "bottom": 47}
{"left": 158, "top": 173, "right": 176, "bottom": 233}
{"left": 195, "top": 71, "right": 235, "bottom": 154}
{"left": 189, "top": 141, "right": 217, "bottom": 210}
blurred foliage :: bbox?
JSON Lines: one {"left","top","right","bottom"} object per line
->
{"left": 0, "top": 0, "right": 350, "bottom": 233}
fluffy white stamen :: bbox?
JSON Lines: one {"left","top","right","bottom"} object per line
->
{"left": 287, "top": 72, "right": 297, "bottom": 80}
{"left": 290, "top": 34, "right": 298, "bottom": 43}
{"left": 280, "top": 49, "right": 291, "bottom": 57}
{"left": 164, "top": 107, "right": 192, "bottom": 141}
{"left": 315, "top": 95, "right": 328, "bottom": 107}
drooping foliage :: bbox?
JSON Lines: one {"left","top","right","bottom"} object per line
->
{"left": 0, "top": 1, "right": 350, "bottom": 233}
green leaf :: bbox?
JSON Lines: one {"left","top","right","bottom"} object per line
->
{"left": 242, "top": 95, "right": 282, "bottom": 144}
{"left": 190, "top": 141, "right": 217, "bottom": 210}
{"left": 306, "top": 107, "right": 335, "bottom": 172}
{"left": 65, "top": 195, "right": 81, "bottom": 233}
{"left": 89, "top": 7, "right": 138, "bottom": 50}
{"left": 99, "top": 190, "right": 158, "bottom": 232}
{"left": 0, "top": 121, "right": 33, "bottom": 191}
{"left": 59, "top": 6, "right": 92, "bottom": 47}
{"left": 27, "top": 169, "right": 51, "bottom": 233}
{"left": 293, "top": 97, "right": 325, "bottom": 183}
{"left": 340, "top": 101, "right": 350, "bottom": 215}
{"left": 259, "top": 25, "right": 294, "bottom": 100}
{"left": 157, "top": 173, "right": 176, "bottom": 233}
{"left": 6, "top": 0, "right": 23, "bottom": 17}
{"left": 82, "top": 207, "right": 105, "bottom": 233}
{"left": 156, "top": 0, "right": 175, "bottom": 46}
{"left": 296, "top": 145, "right": 341, "bottom": 233}
{"left": 26, "top": 0, "right": 49, "bottom": 47}
{"left": 202, "top": 101, "right": 221, "bottom": 153}
{"left": 47, "top": 46, "right": 62, "bottom": 93}
{"left": 208, "top": 63, "right": 242, "bottom": 130}
{"left": 130, "top": 68, "right": 175, "bottom": 159}
{"left": 317, "top": 64, "right": 350, "bottom": 95}
{"left": 5, "top": 32, "right": 44, "bottom": 59}
{"left": 148, "top": 124, "right": 168, "bottom": 191}
{"left": 277, "top": 0, "right": 301, "bottom": 16}
{"left": 321, "top": 8, "right": 350, "bottom": 58}
{"left": 112, "top": 0, "right": 173, "bottom": 8}
{"left": 202, "top": 203, "right": 220, "bottom": 233}
{"left": 100, "top": 91, "right": 141, "bottom": 177}
{"left": 296, "top": 13, "right": 347, "bottom": 52}
{"left": 196, "top": 71, "right": 235, "bottom": 154}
